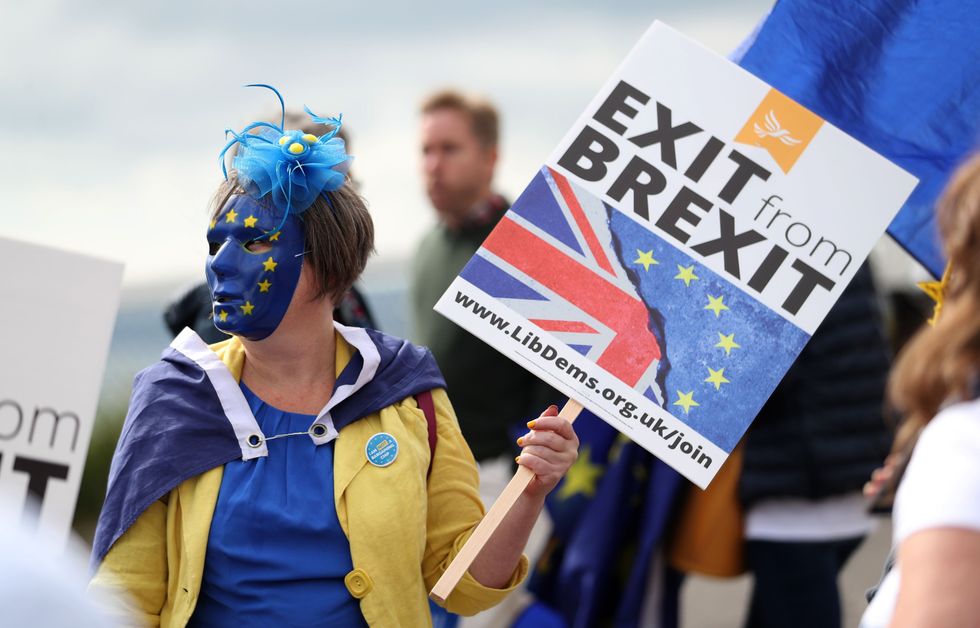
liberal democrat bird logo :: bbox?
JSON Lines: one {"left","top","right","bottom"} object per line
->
{"left": 753, "top": 110, "right": 802, "bottom": 146}
{"left": 735, "top": 89, "right": 824, "bottom": 174}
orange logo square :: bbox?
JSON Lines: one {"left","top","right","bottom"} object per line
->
{"left": 734, "top": 89, "right": 824, "bottom": 174}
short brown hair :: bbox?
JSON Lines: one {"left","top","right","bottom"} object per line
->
{"left": 210, "top": 178, "right": 374, "bottom": 303}
{"left": 420, "top": 89, "right": 499, "bottom": 147}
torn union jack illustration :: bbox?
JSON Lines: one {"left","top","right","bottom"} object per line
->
{"left": 463, "top": 167, "right": 663, "bottom": 394}
{"left": 457, "top": 166, "right": 809, "bottom": 452}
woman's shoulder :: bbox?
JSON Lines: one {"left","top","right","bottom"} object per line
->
{"left": 335, "top": 322, "right": 442, "bottom": 372}
{"left": 336, "top": 324, "right": 431, "bottom": 360}
{"left": 918, "top": 398, "right": 980, "bottom": 458}
{"left": 893, "top": 398, "right": 980, "bottom": 542}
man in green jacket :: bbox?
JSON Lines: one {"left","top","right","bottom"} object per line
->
{"left": 412, "top": 90, "right": 555, "bottom": 466}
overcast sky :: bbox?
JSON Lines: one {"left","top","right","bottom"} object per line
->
{"left": 1, "top": 0, "right": 773, "bottom": 287}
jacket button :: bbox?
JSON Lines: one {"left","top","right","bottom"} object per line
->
{"left": 345, "top": 568, "right": 373, "bottom": 598}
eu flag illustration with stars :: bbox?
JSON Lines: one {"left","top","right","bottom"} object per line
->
{"left": 459, "top": 166, "right": 810, "bottom": 452}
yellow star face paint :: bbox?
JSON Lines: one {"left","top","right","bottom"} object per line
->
{"left": 205, "top": 195, "right": 304, "bottom": 340}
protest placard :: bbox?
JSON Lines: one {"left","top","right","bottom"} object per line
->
{"left": 435, "top": 22, "right": 917, "bottom": 488}
{"left": 0, "top": 236, "right": 123, "bottom": 546}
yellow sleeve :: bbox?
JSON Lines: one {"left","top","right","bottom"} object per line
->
{"left": 88, "top": 498, "right": 168, "bottom": 627}
{"left": 421, "top": 388, "right": 529, "bottom": 616}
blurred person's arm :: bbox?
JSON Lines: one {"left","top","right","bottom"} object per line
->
{"left": 886, "top": 405, "right": 980, "bottom": 627}
{"left": 891, "top": 527, "right": 980, "bottom": 627}
{"left": 89, "top": 498, "right": 168, "bottom": 627}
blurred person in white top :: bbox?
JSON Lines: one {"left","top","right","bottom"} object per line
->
{"left": 861, "top": 153, "right": 980, "bottom": 627}
{"left": 0, "top": 501, "right": 125, "bottom": 627}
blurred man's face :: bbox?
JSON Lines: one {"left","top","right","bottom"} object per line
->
{"left": 420, "top": 108, "right": 496, "bottom": 226}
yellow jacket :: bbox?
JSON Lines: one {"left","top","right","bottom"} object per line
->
{"left": 90, "top": 333, "right": 527, "bottom": 626}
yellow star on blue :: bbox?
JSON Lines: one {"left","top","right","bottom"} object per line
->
{"left": 715, "top": 332, "right": 741, "bottom": 356}
{"left": 675, "top": 264, "right": 699, "bottom": 287}
{"left": 704, "top": 294, "right": 729, "bottom": 317}
{"left": 607, "top": 434, "right": 630, "bottom": 465}
{"left": 705, "top": 367, "right": 730, "bottom": 390}
{"left": 918, "top": 262, "right": 950, "bottom": 326}
{"left": 633, "top": 249, "right": 659, "bottom": 271}
{"left": 556, "top": 445, "right": 603, "bottom": 500}
{"left": 673, "top": 390, "right": 700, "bottom": 414}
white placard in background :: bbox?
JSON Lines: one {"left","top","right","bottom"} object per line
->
{"left": 0, "top": 236, "right": 123, "bottom": 546}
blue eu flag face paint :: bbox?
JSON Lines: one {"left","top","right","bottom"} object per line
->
{"left": 205, "top": 195, "right": 305, "bottom": 340}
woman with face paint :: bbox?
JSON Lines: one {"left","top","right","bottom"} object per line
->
{"left": 88, "top": 86, "right": 579, "bottom": 627}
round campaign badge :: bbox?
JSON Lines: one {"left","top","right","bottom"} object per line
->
{"left": 365, "top": 432, "right": 398, "bottom": 468}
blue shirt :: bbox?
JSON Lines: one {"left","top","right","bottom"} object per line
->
{"left": 190, "top": 383, "right": 367, "bottom": 627}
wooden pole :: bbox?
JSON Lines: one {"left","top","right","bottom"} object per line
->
{"left": 429, "top": 398, "right": 584, "bottom": 604}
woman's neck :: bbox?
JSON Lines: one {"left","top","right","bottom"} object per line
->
{"left": 239, "top": 311, "right": 337, "bottom": 414}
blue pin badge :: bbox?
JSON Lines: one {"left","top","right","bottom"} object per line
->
{"left": 365, "top": 432, "right": 398, "bottom": 468}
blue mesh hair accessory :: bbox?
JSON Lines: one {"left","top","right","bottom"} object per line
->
{"left": 218, "top": 84, "right": 351, "bottom": 236}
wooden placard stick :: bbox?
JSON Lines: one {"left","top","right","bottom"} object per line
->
{"left": 429, "top": 398, "right": 584, "bottom": 604}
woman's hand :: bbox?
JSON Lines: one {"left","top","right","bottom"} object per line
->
{"left": 515, "top": 404, "right": 580, "bottom": 500}
{"left": 863, "top": 453, "right": 903, "bottom": 499}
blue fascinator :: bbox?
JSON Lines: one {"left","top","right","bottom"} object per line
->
{"left": 219, "top": 84, "right": 351, "bottom": 233}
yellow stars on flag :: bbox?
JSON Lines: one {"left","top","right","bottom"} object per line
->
{"left": 607, "top": 433, "right": 630, "bottom": 466}
{"left": 673, "top": 390, "right": 700, "bottom": 414}
{"left": 704, "top": 367, "right": 730, "bottom": 390}
{"left": 633, "top": 249, "right": 659, "bottom": 271}
{"left": 917, "top": 262, "right": 951, "bottom": 326}
{"left": 556, "top": 445, "right": 603, "bottom": 500}
{"left": 241, "top": 301, "right": 254, "bottom": 316}
{"left": 225, "top": 209, "right": 238, "bottom": 223}
{"left": 209, "top": 218, "right": 217, "bottom": 230}
{"left": 267, "top": 231, "right": 281, "bottom": 242}
{"left": 262, "top": 256, "right": 278, "bottom": 272}
{"left": 244, "top": 215, "right": 258, "bottom": 228}
{"left": 258, "top": 279, "right": 272, "bottom": 293}
{"left": 674, "top": 264, "right": 699, "bottom": 287}
{"left": 715, "top": 332, "right": 741, "bottom": 356}
{"left": 704, "top": 294, "right": 729, "bottom": 317}
{"left": 218, "top": 310, "right": 228, "bottom": 322}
